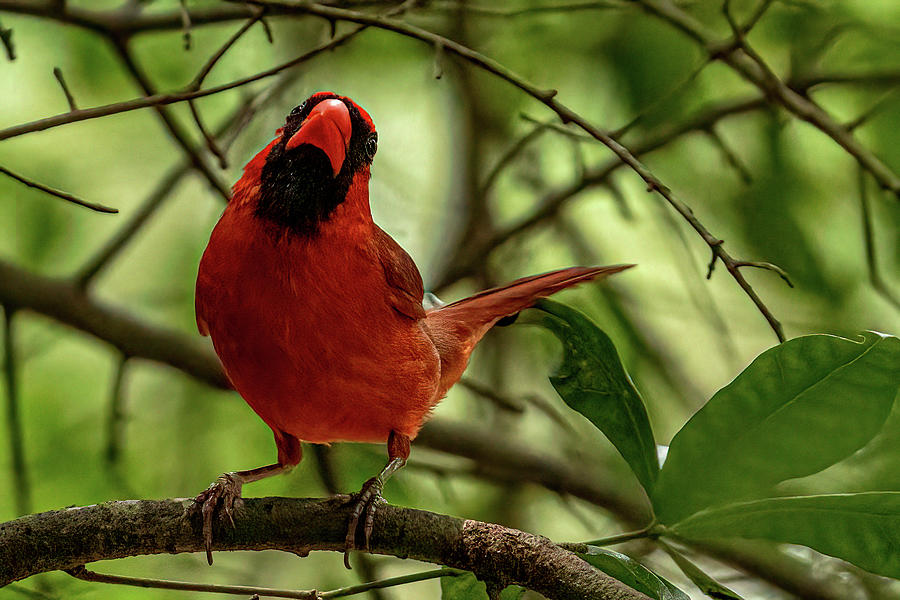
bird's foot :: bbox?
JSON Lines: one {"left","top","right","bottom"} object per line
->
{"left": 343, "top": 476, "right": 385, "bottom": 569}
{"left": 186, "top": 472, "right": 244, "bottom": 565}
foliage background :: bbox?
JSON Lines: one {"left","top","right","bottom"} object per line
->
{"left": 1, "top": 0, "right": 899, "bottom": 598}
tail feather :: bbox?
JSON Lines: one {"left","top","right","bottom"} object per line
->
{"left": 434, "top": 264, "right": 634, "bottom": 326}
{"left": 425, "top": 264, "right": 634, "bottom": 397}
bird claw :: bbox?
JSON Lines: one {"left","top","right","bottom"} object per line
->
{"left": 343, "top": 476, "right": 384, "bottom": 569}
{"left": 186, "top": 472, "right": 244, "bottom": 565}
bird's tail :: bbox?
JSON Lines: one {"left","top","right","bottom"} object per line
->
{"left": 425, "top": 264, "right": 634, "bottom": 396}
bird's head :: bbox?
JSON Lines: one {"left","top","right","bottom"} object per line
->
{"left": 250, "top": 92, "right": 378, "bottom": 235}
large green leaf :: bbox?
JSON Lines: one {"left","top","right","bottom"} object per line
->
{"left": 653, "top": 332, "right": 900, "bottom": 523}
{"left": 670, "top": 492, "right": 900, "bottom": 579}
{"left": 533, "top": 299, "right": 659, "bottom": 492}
{"left": 577, "top": 546, "right": 689, "bottom": 600}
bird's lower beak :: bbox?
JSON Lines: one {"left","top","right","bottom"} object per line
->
{"left": 286, "top": 99, "right": 352, "bottom": 176}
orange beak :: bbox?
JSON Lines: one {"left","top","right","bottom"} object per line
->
{"left": 286, "top": 99, "right": 352, "bottom": 177}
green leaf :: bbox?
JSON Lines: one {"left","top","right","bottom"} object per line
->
{"left": 653, "top": 332, "right": 900, "bottom": 523}
{"left": 439, "top": 573, "right": 524, "bottom": 600}
{"left": 533, "top": 299, "right": 658, "bottom": 492}
{"left": 578, "top": 545, "right": 689, "bottom": 600}
{"left": 658, "top": 540, "right": 744, "bottom": 600}
{"left": 670, "top": 492, "right": 900, "bottom": 579}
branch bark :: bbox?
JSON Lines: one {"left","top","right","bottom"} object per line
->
{"left": 0, "top": 497, "right": 649, "bottom": 600}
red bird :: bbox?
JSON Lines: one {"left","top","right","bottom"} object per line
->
{"left": 193, "top": 91, "right": 633, "bottom": 565}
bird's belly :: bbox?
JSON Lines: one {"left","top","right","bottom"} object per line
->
{"left": 202, "top": 238, "right": 440, "bottom": 444}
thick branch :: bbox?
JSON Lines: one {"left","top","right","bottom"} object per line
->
{"left": 0, "top": 497, "right": 649, "bottom": 600}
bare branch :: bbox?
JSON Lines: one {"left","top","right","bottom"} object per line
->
{"left": 67, "top": 564, "right": 462, "bottom": 599}
{"left": 104, "top": 355, "right": 129, "bottom": 464}
{"left": 858, "top": 168, "right": 900, "bottom": 310}
{"left": 0, "top": 17, "right": 12, "bottom": 60}
{"left": 67, "top": 564, "right": 319, "bottom": 599}
{"left": 0, "top": 165, "right": 117, "bottom": 213}
{"left": 178, "top": 0, "right": 192, "bottom": 50}
{"left": 427, "top": 1, "right": 631, "bottom": 17}
{"left": 732, "top": 261, "right": 794, "bottom": 289}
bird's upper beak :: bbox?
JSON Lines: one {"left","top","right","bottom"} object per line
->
{"left": 286, "top": 99, "right": 352, "bottom": 176}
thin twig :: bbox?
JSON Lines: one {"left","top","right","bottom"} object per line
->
{"left": 2, "top": 307, "right": 31, "bottom": 516}
{"left": 186, "top": 8, "right": 267, "bottom": 167}
{"left": 858, "top": 168, "right": 900, "bottom": 310}
{"left": 845, "top": 86, "right": 900, "bottom": 132}
{"left": 611, "top": 57, "right": 712, "bottom": 139}
{"left": 52, "top": 67, "right": 77, "bottom": 110}
{"left": 105, "top": 355, "right": 129, "bottom": 464}
{"left": 705, "top": 127, "right": 752, "bottom": 185}
{"left": 0, "top": 18, "right": 13, "bottom": 60}
{"left": 320, "top": 568, "right": 464, "bottom": 598}
{"left": 0, "top": 165, "right": 117, "bottom": 213}
{"left": 733, "top": 261, "right": 794, "bottom": 288}
{"left": 179, "top": 0, "right": 192, "bottom": 50}
{"left": 67, "top": 565, "right": 320, "bottom": 599}
{"left": 480, "top": 122, "right": 550, "bottom": 198}
{"left": 568, "top": 520, "right": 659, "bottom": 548}
{"left": 427, "top": 1, "right": 630, "bottom": 17}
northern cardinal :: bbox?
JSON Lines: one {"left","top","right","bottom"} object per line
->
{"left": 193, "top": 91, "right": 633, "bottom": 566}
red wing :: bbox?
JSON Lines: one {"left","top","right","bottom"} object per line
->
{"left": 374, "top": 226, "right": 426, "bottom": 321}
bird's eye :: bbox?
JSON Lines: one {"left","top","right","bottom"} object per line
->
{"left": 365, "top": 134, "right": 378, "bottom": 160}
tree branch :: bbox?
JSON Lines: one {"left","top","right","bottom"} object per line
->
{"left": 636, "top": 0, "right": 900, "bottom": 199}
{"left": 0, "top": 497, "right": 650, "bottom": 600}
{"left": 0, "top": 259, "right": 228, "bottom": 389}
{"left": 0, "top": 165, "right": 117, "bottom": 213}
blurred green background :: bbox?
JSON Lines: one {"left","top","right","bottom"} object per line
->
{"left": 2, "top": 0, "right": 899, "bottom": 598}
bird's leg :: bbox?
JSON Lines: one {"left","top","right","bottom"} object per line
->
{"left": 343, "top": 430, "right": 410, "bottom": 568}
{"left": 188, "top": 431, "right": 302, "bottom": 565}
{"left": 189, "top": 463, "right": 294, "bottom": 565}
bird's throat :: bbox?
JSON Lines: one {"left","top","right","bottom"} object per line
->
{"left": 255, "top": 144, "right": 351, "bottom": 235}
